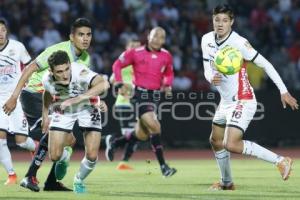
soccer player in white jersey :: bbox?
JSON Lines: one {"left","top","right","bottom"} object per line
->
{"left": 0, "top": 19, "right": 36, "bottom": 185}
{"left": 42, "top": 50, "right": 109, "bottom": 193}
{"left": 201, "top": 5, "right": 299, "bottom": 190}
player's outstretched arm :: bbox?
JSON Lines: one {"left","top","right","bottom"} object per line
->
{"left": 281, "top": 92, "right": 299, "bottom": 110}
{"left": 253, "top": 54, "right": 299, "bottom": 110}
{"left": 2, "top": 62, "right": 39, "bottom": 115}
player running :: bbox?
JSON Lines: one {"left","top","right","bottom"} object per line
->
{"left": 42, "top": 50, "right": 109, "bottom": 193}
{"left": 201, "top": 4, "right": 298, "bottom": 190}
{"left": 109, "top": 27, "right": 177, "bottom": 177}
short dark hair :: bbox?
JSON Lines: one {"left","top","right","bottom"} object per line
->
{"left": 70, "top": 18, "right": 92, "bottom": 33}
{"left": 48, "top": 50, "right": 70, "bottom": 70}
{"left": 0, "top": 18, "right": 8, "bottom": 28}
{"left": 213, "top": 4, "right": 234, "bottom": 20}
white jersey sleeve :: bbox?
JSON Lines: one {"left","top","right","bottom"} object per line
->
{"left": 236, "top": 36, "right": 258, "bottom": 61}
{"left": 72, "top": 62, "right": 98, "bottom": 87}
{"left": 201, "top": 35, "right": 213, "bottom": 83}
{"left": 235, "top": 34, "right": 287, "bottom": 94}
{"left": 19, "top": 42, "right": 31, "bottom": 65}
{"left": 253, "top": 54, "right": 288, "bottom": 94}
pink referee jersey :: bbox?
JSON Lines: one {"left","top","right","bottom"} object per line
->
{"left": 113, "top": 46, "right": 174, "bottom": 90}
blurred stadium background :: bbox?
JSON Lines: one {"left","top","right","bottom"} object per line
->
{"left": 1, "top": 0, "right": 300, "bottom": 149}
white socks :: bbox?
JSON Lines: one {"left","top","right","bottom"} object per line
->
{"left": 16, "top": 137, "right": 36, "bottom": 151}
{"left": 77, "top": 157, "right": 97, "bottom": 180}
{"left": 242, "top": 140, "right": 283, "bottom": 164}
{"left": 0, "top": 139, "right": 15, "bottom": 175}
{"left": 214, "top": 149, "right": 232, "bottom": 184}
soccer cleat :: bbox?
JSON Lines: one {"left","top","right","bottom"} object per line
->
{"left": 20, "top": 176, "right": 40, "bottom": 192}
{"left": 277, "top": 157, "right": 293, "bottom": 181}
{"left": 4, "top": 173, "right": 17, "bottom": 185}
{"left": 55, "top": 146, "right": 73, "bottom": 180}
{"left": 44, "top": 181, "right": 72, "bottom": 191}
{"left": 105, "top": 135, "right": 114, "bottom": 161}
{"left": 161, "top": 164, "right": 177, "bottom": 177}
{"left": 208, "top": 182, "right": 235, "bottom": 191}
{"left": 116, "top": 162, "right": 133, "bottom": 170}
{"left": 73, "top": 175, "right": 86, "bottom": 194}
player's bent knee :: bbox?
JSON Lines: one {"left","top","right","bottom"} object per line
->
{"left": 85, "top": 148, "right": 99, "bottom": 161}
{"left": 209, "top": 136, "right": 222, "bottom": 148}
{"left": 223, "top": 140, "right": 237, "bottom": 153}
{"left": 49, "top": 150, "right": 63, "bottom": 161}
{"left": 85, "top": 154, "right": 98, "bottom": 162}
{"left": 49, "top": 154, "right": 60, "bottom": 162}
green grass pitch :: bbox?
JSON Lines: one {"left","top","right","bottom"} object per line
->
{"left": 0, "top": 159, "right": 299, "bottom": 200}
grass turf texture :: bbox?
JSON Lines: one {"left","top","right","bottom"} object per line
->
{"left": 0, "top": 159, "right": 299, "bottom": 200}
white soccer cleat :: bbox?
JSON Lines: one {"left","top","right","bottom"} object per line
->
{"left": 277, "top": 157, "right": 293, "bottom": 181}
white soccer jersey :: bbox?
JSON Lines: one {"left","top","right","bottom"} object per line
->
{"left": 201, "top": 31, "right": 287, "bottom": 102}
{"left": 0, "top": 39, "right": 31, "bottom": 96}
{"left": 43, "top": 62, "right": 98, "bottom": 113}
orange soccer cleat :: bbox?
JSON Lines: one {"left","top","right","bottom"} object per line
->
{"left": 4, "top": 173, "right": 17, "bottom": 185}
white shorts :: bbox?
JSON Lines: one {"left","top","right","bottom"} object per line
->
{"left": 0, "top": 99, "right": 28, "bottom": 135}
{"left": 213, "top": 99, "right": 257, "bottom": 133}
{"left": 49, "top": 108, "right": 102, "bottom": 133}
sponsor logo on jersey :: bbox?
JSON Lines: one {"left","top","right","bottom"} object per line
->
{"left": 79, "top": 69, "right": 89, "bottom": 76}
{"left": 0, "top": 65, "right": 15, "bottom": 75}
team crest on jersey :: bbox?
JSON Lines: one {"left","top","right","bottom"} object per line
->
{"left": 80, "top": 69, "right": 89, "bottom": 76}
{"left": 208, "top": 43, "right": 215, "bottom": 48}
{"left": 151, "top": 54, "right": 157, "bottom": 59}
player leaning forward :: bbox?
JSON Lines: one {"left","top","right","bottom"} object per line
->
{"left": 201, "top": 4, "right": 299, "bottom": 190}
{"left": 42, "top": 50, "right": 109, "bottom": 193}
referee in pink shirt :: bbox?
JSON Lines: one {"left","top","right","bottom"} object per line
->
{"left": 109, "top": 27, "right": 176, "bottom": 177}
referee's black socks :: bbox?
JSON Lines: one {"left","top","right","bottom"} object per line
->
{"left": 150, "top": 134, "right": 166, "bottom": 166}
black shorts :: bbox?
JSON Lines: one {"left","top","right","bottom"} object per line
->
{"left": 20, "top": 90, "right": 43, "bottom": 140}
{"left": 131, "top": 87, "right": 161, "bottom": 118}
{"left": 114, "top": 105, "right": 136, "bottom": 129}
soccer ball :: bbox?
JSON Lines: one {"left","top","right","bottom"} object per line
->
{"left": 214, "top": 46, "right": 243, "bottom": 75}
